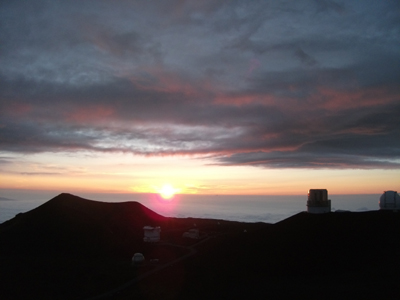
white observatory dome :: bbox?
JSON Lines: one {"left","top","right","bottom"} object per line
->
{"left": 379, "top": 191, "right": 400, "bottom": 210}
{"left": 132, "top": 253, "right": 145, "bottom": 264}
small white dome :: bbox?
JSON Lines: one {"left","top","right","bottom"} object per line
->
{"left": 132, "top": 253, "right": 145, "bottom": 263}
{"left": 379, "top": 191, "right": 400, "bottom": 210}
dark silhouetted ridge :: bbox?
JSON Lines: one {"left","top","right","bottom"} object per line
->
{"left": 0, "top": 193, "right": 166, "bottom": 257}
{"left": 1, "top": 194, "right": 400, "bottom": 300}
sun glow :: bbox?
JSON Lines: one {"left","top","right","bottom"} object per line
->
{"left": 158, "top": 184, "right": 179, "bottom": 200}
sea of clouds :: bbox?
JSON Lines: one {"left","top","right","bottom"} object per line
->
{"left": 0, "top": 191, "right": 381, "bottom": 224}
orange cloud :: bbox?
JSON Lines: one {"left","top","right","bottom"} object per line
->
{"left": 66, "top": 105, "right": 115, "bottom": 123}
{"left": 214, "top": 94, "right": 276, "bottom": 106}
{"left": 312, "top": 87, "right": 398, "bottom": 111}
{"left": 6, "top": 103, "right": 33, "bottom": 117}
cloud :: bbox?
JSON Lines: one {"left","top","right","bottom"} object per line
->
{"left": 0, "top": 197, "right": 14, "bottom": 201}
{"left": 313, "top": 0, "right": 345, "bottom": 14}
{"left": 0, "top": 0, "right": 399, "bottom": 169}
{"left": 294, "top": 48, "right": 318, "bottom": 66}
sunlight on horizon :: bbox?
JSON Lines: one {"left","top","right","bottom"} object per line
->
{"left": 157, "top": 184, "right": 180, "bottom": 200}
{"left": 1, "top": 152, "right": 399, "bottom": 196}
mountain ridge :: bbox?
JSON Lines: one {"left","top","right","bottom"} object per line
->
{"left": 1, "top": 193, "right": 400, "bottom": 299}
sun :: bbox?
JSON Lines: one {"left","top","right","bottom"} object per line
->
{"left": 158, "top": 184, "right": 178, "bottom": 200}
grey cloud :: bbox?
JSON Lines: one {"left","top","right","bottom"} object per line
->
{"left": 17, "top": 172, "right": 62, "bottom": 176}
{"left": 294, "top": 48, "right": 318, "bottom": 66}
{"left": 313, "top": 0, "right": 345, "bottom": 14}
{"left": 0, "top": 119, "right": 100, "bottom": 153}
{"left": 0, "top": 197, "right": 14, "bottom": 201}
{"left": 0, "top": 0, "right": 399, "bottom": 169}
{"left": 216, "top": 150, "right": 400, "bottom": 169}
{"left": 0, "top": 156, "right": 15, "bottom": 166}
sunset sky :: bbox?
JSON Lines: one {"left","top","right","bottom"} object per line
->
{"left": 1, "top": 0, "right": 399, "bottom": 196}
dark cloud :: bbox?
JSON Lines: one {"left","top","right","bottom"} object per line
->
{"left": 0, "top": 0, "right": 399, "bottom": 169}
{"left": 215, "top": 150, "right": 400, "bottom": 169}
{"left": 294, "top": 48, "right": 318, "bottom": 66}
{"left": 0, "top": 197, "right": 14, "bottom": 201}
{"left": 313, "top": 0, "right": 345, "bottom": 14}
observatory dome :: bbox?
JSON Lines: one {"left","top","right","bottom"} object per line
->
{"left": 132, "top": 253, "right": 145, "bottom": 264}
{"left": 307, "top": 189, "right": 331, "bottom": 213}
{"left": 379, "top": 191, "right": 400, "bottom": 210}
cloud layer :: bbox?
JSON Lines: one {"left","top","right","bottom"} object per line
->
{"left": 1, "top": 0, "right": 399, "bottom": 169}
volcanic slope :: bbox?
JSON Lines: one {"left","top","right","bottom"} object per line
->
{"left": 159, "top": 210, "right": 400, "bottom": 300}
{"left": 0, "top": 193, "right": 266, "bottom": 299}
{"left": 0, "top": 193, "right": 167, "bottom": 255}
{"left": 1, "top": 193, "right": 400, "bottom": 299}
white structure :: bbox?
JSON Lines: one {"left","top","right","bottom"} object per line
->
{"left": 132, "top": 253, "right": 145, "bottom": 264}
{"left": 307, "top": 189, "right": 331, "bottom": 214}
{"left": 379, "top": 191, "right": 400, "bottom": 210}
{"left": 182, "top": 228, "right": 200, "bottom": 239}
{"left": 143, "top": 226, "right": 161, "bottom": 242}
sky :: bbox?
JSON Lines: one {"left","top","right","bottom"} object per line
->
{"left": 1, "top": 0, "right": 399, "bottom": 197}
